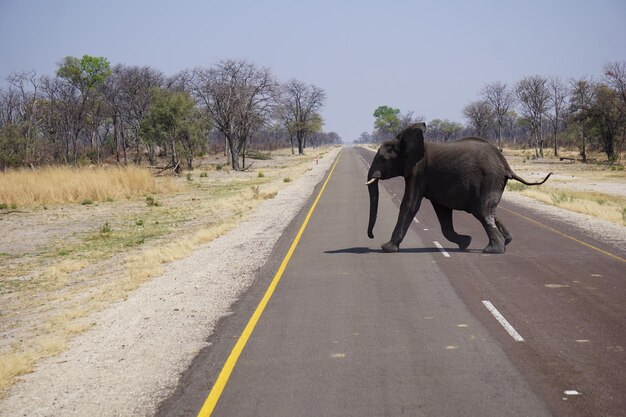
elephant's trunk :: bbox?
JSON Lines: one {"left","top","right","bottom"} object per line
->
{"left": 367, "top": 179, "right": 379, "bottom": 239}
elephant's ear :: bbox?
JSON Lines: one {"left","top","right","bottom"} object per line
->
{"left": 398, "top": 123, "right": 426, "bottom": 167}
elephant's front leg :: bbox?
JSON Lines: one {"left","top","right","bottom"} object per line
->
{"left": 431, "top": 202, "right": 472, "bottom": 250}
{"left": 382, "top": 183, "right": 422, "bottom": 253}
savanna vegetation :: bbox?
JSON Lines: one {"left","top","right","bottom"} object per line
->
{"left": 0, "top": 56, "right": 342, "bottom": 172}
{"left": 357, "top": 61, "right": 626, "bottom": 166}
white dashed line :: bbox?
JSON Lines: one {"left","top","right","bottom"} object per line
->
{"left": 433, "top": 241, "right": 450, "bottom": 257}
{"left": 482, "top": 301, "right": 525, "bottom": 342}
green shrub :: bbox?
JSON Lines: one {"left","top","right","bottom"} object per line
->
{"left": 146, "top": 195, "right": 160, "bottom": 207}
{"left": 99, "top": 222, "right": 112, "bottom": 236}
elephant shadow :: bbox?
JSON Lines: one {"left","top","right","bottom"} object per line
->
{"left": 323, "top": 246, "right": 483, "bottom": 255}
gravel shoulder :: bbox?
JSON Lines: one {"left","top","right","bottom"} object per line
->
{"left": 0, "top": 148, "right": 340, "bottom": 417}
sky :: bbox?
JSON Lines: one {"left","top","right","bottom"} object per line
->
{"left": 1, "top": 0, "right": 625, "bottom": 142}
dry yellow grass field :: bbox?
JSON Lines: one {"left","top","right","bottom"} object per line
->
{"left": 0, "top": 165, "right": 174, "bottom": 207}
{"left": 0, "top": 148, "right": 331, "bottom": 395}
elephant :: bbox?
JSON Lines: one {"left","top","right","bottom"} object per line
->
{"left": 366, "top": 123, "right": 551, "bottom": 254}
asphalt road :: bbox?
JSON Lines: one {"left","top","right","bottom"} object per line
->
{"left": 157, "top": 147, "right": 625, "bottom": 417}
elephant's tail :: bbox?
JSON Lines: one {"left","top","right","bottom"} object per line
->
{"left": 508, "top": 171, "right": 552, "bottom": 186}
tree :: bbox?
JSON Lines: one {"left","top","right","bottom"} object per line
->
{"left": 6, "top": 71, "right": 40, "bottom": 148}
{"left": 588, "top": 84, "right": 624, "bottom": 162}
{"left": 398, "top": 111, "right": 424, "bottom": 131}
{"left": 481, "top": 81, "right": 515, "bottom": 150}
{"left": 278, "top": 79, "right": 326, "bottom": 155}
{"left": 440, "top": 119, "right": 463, "bottom": 142}
{"left": 516, "top": 75, "right": 550, "bottom": 157}
{"left": 603, "top": 62, "right": 626, "bottom": 160}
{"left": 55, "top": 55, "right": 111, "bottom": 163}
{"left": 463, "top": 100, "right": 494, "bottom": 138}
{"left": 0, "top": 123, "right": 30, "bottom": 169}
{"left": 356, "top": 131, "right": 372, "bottom": 143}
{"left": 373, "top": 105, "right": 401, "bottom": 140}
{"left": 569, "top": 77, "right": 596, "bottom": 162}
{"left": 189, "top": 59, "right": 277, "bottom": 170}
{"left": 546, "top": 76, "right": 569, "bottom": 156}
{"left": 426, "top": 118, "right": 462, "bottom": 142}
{"left": 140, "top": 88, "right": 202, "bottom": 169}
{"left": 604, "top": 61, "right": 626, "bottom": 119}
{"left": 102, "top": 64, "right": 163, "bottom": 164}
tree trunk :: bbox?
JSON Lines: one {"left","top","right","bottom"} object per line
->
{"left": 225, "top": 136, "right": 240, "bottom": 170}
{"left": 241, "top": 139, "right": 247, "bottom": 169}
{"left": 581, "top": 125, "right": 587, "bottom": 163}
{"left": 114, "top": 114, "right": 120, "bottom": 162}
{"left": 297, "top": 131, "right": 305, "bottom": 155}
{"left": 121, "top": 125, "right": 128, "bottom": 165}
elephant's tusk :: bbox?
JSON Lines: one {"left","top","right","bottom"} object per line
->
{"left": 365, "top": 178, "right": 378, "bottom": 185}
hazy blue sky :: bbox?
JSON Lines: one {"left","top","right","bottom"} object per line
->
{"left": 1, "top": 0, "right": 624, "bottom": 141}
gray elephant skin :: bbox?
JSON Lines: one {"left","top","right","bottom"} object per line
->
{"left": 366, "top": 123, "right": 551, "bottom": 254}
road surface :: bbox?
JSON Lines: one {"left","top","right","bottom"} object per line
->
{"left": 157, "top": 147, "right": 625, "bottom": 417}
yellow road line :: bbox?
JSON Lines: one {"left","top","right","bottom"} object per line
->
{"left": 196, "top": 149, "right": 343, "bottom": 417}
{"left": 500, "top": 206, "right": 626, "bottom": 263}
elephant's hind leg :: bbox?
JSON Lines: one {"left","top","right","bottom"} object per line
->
{"left": 496, "top": 218, "right": 512, "bottom": 245}
{"left": 473, "top": 211, "right": 506, "bottom": 254}
{"left": 431, "top": 202, "right": 472, "bottom": 250}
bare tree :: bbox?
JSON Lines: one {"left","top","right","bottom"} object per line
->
{"left": 481, "top": 81, "right": 515, "bottom": 150}
{"left": 118, "top": 65, "right": 163, "bottom": 164}
{"left": 7, "top": 71, "right": 40, "bottom": 145}
{"left": 398, "top": 110, "right": 425, "bottom": 131}
{"left": 546, "top": 76, "right": 569, "bottom": 157}
{"left": 569, "top": 77, "right": 596, "bottom": 162}
{"left": 516, "top": 75, "right": 550, "bottom": 157}
{"left": 278, "top": 79, "right": 325, "bottom": 155}
{"left": 463, "top": 100, "right": 494, "bottom": 138}
{"left": 604, "top": 63, "right": 626, "bottom": 150}
{"left": 604, "top": 61, "right": 626, "bottom": 118}
{"left": 189, "top": 59, "right": 277, "bottom": 169}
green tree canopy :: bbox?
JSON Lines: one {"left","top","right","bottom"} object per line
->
{"left": 56, "top": 55, "right": 111, "bottom": 90}
{"left": 373, "top": 105, "right": 401, "bottom": 133}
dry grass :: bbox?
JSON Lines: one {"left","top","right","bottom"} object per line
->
{"left": 0, "top": 147, "right": 331, "bottom": 395}
{"left": 515, "top": 187, "right": 626, "bottom": 225}
{"left": 0, "top": 165, "right": 175, "bottom": 207}
{"left": 504, "top": 147, "right": 626, "bottom": 226}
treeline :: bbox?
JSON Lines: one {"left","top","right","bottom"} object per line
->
{"left": 0, "top": 56, "right": 342, "bottom": 170}
{"left": 357, "top": 61, "right": 626, "bottom": 163}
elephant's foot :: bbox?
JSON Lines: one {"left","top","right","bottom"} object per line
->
{"left": 504, "top": 235, "right": 513, "bottom": 246}
{"left": 482, "top": 241, "right": 506, "bottom": 254}
{"left": 456, "top": 235, "right": 472, "bottom": 250}
{"left": 381, "top": 241, "right": 400, "bottom": 253}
